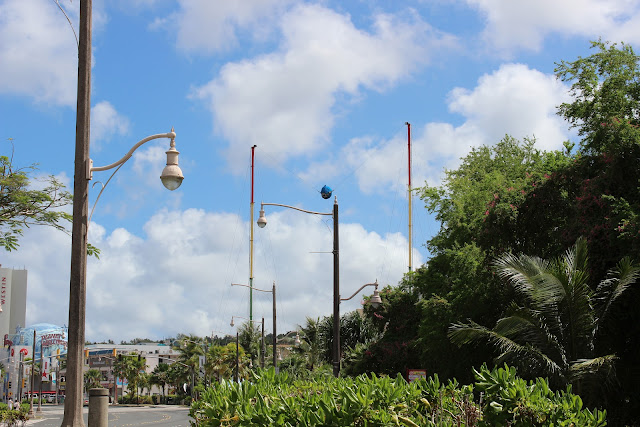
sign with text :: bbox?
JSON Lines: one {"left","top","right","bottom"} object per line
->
{"left": 407, "top": 369, "right": 427, "bottom": 383}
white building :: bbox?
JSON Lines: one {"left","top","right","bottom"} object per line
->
{"left": 82, "top": 343, "right": 182, "bottom": 401}
{"left": 0, "top": 268, "right": 27, "bottom": 341}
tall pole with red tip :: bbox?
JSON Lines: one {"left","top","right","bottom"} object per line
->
{"left": 406, "top": 122, "right": 412, "bottom": 272}
{"left": 249, "top": 145, "right": 256, "bottom": 321}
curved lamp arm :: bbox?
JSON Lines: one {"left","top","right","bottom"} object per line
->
{"left": 87, "top": 130, "right": 176, "bottom": 178}
{"left": 340, "top": 281, "right": 378, "bottom": 302}
{"left": 260, "top": 202, "right": 332, "bottom": 217}
{"left": 86, "top": 128, "right": 184, "bottom": 226}
{"left": 258, "top": 200, "right": 334, "bottom": 228}
{"left": 230, "top": 315, "right": 262, "bottom": 327}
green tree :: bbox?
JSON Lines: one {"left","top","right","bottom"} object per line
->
{"left": 0, "top": 146, "right": 72, "bottom": 251}
{"left": 84, "top": 369, "right": 102, "bottom": 391}
{"left": 449, "top": 238, "right": 640, "bottom": 404}
{"left": 205, "top": 343, "right": 241, "bottom": 381}
{"left": 138, "top": 372, "right": 150, "bottom": 397}
{"left": 167, "top": 361, "right": 190, "bottom": 395}
{"left": 113, "top": 353, "right": 146, "bottom": 403}
{"left": 238, "top": 322, "right": 261, "bottom": 366}
{"left": 393, "top": 136, "right": 571, "bottom": 382}
{"left": 295, "top": 317, "right": 325, "bottom": 371}
{"left": 150, "top": 363, "right": 169, "bottom": 397}
{"left": 174, "top": 335, "right": 205, "bottom": 394}
{"left": 556, "top": 40, "right": 640, "bottom": 154}
{"left": 346, "top": 284, "right": 422, "bottom": 377}
{"left": 0, "top": 143, "right": 100, "bottom": 256}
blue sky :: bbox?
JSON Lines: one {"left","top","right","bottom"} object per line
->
{"left": 1, "top": 0, "right": 639, "bottom": 342}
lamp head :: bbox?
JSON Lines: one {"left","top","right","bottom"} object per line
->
{"left": 230, "top": 317, "right": 235, "bottom": 327}
{"left": 295, "top": 333, "right": 301, "bottom": 346}
{"left": 369, "top": 287, "right": 382, "bottom": 309}
{"left": 160, "top": 134, "right": 184, "bottom": 191}
{"left": 257, "top": 207, "right": 267, "bottom": 228}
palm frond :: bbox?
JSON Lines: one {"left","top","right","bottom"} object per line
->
{"left": 494, "top": 308, "right": 567, "bottom": 368}
{"left": 595, "top": 256, "right": 640, "bottom": 328}
{"left": 449, "top": 320, "right": 564, "bottom": 379}
{"left": 492, "top": 252, "right": 548, "bottom": 300}
{"left": 569, "top": 354, "right": 618, "bottom": 393}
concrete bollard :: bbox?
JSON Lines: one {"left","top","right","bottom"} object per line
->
{"left": 88, "top": 388, "right": 109, "bottom": 427}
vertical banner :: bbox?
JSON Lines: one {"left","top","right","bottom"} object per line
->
{"left": 0, "top": 269, "right": 12, "bottom": 340}
{"left": 198, "top": 356, "right": 206, "bottom": 377}
{"left": 42, "top": 360, "right": 49, "bottom": 382}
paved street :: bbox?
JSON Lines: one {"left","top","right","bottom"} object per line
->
{"left": 25, "top": 404, "right": 192, "bottom": 427}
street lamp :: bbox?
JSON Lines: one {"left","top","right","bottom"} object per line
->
{"left": 230, "top": 316, "right": 266, "bottom": 369}
{"left": 340, "top": 281, "right": 382, "bottom": 308}
{"left": 257, "top": 197, "right": 340, "bottom": 376}
{"left": 64, "top": 1, "right": 184, "bottom": 424}
{"left": 231, "top": 282, "right": 276, "bottom": 370}
{"left": 64, "top": 130, "right": 182, "bottom": 424}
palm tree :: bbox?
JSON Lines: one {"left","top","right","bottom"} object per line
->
{"left": 167, "top": 362, "right": 190, "bottom": 395}
{"left": 138, "top": 372, "right": 150, "bottom": 398}
{"left": 150, "top": 363, "right": 169, "bottom": 398}
{"left": 296, "top": 317, "right": 324, "bottom": 370}
{"left": 113, "top": 353, "right": 146, "bottom": 403}
{"left": 238, "top": 322, "right": 261, "bottom": 366}
{"left": 449, "top": 237, "right": 639, "bottom": 398}
{"left": 175, "top": 335, "right": 205, "bottom": 394}
{"left": 84, "top": 369, "right": 102, "bottom": 391}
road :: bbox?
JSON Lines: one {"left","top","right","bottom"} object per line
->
{"left": 25, "top": 404, "right": 192, "bottom": 426}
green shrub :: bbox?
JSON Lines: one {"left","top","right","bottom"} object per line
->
{"left": 190, "top": 366, "right": 607, "bottom": 426}
{"left": 474, "top": 364, "right": 607, "bottom": 426}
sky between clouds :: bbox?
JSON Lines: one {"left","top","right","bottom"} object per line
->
{"left": 1, "top": 0, "right": 639, "bottom": 342}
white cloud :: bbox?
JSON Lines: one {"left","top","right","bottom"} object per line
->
{"left": 447, "top": 63, "right": 569, "bottom": 151}
{"left": 153, "top": 0, "right": 294, "bottom": 54}
{"left": 303, "top": 63, "right": 570, "bottom": 192}
{"left": 194, "top": 4, "right": 456, "bottom": 173}
{"left": 465, "top": 0, "right": 640, "bottom": 53}
{"left": 0, "top": 0, "right": 79, "bottom": 106}
{"left": 91, "top": 101, "right": 130, "bottom": 149}
{"left": 2, "top": 206, "right": 418, "bottom": 341}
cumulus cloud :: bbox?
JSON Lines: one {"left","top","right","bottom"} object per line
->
{"left": 1, "top": 207, "right": 418, "bottom": 341}
{"left": 465, "top": 0, "right": 640, "bottom": 53}
{"left": 446, "top": 63, "right": 569, "bottom": 151}
{"left": 193, "top": 4, "right": 456, "bottom": 173}
{"left": 91, "top": 101, "right": 130, "bottom": 150}
{"left": 0, "top": 0, "right": 79, "bottom": 106}
{"left": 159, "top": 0, "right": 294, "bottom": 54}
{"left": 301, "top": 63, "right": 571, "bottom": 192}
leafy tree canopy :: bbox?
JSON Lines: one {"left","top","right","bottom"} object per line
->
{"left": 556, "top": 40, "right": 640, "bottom": 153}
{"left": 449, "top": 238, "right": 640, "bottom": 406}
{"left": 0, "top": 145, "right": 72, "bottom": 251}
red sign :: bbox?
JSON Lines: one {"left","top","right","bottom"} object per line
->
{"left": 19, "top": 348, "right": 28, "bottom": 356}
